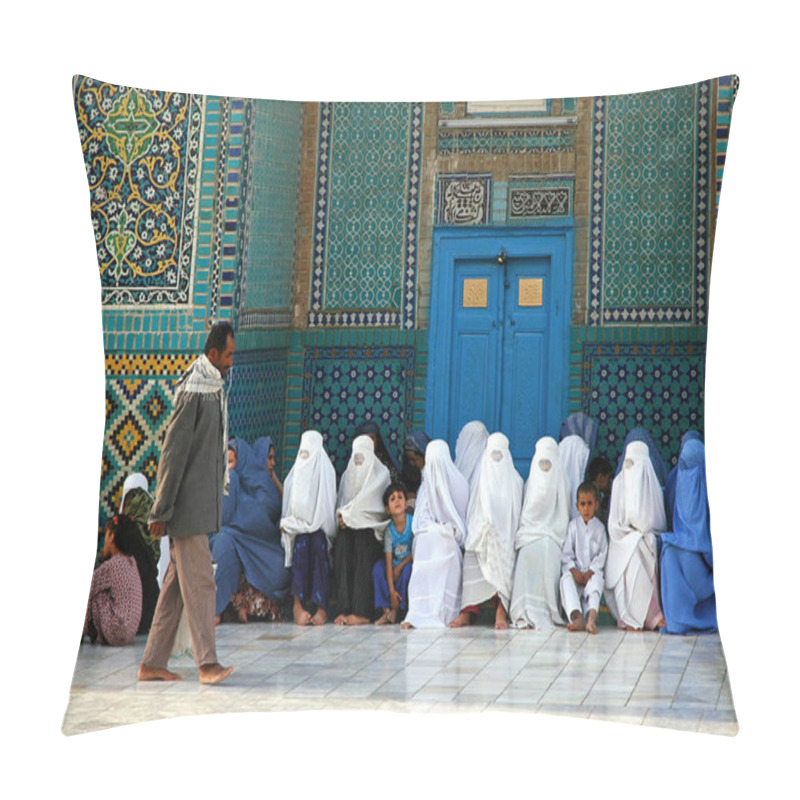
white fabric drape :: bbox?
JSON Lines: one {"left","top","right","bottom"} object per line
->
{"left": 454, "top": 420, "right": 489, "bottom": 491}
{"left": 280, "top": 430, "right": 338, "bottom": 567}
{"left": 558, "top": 434, "right": 591, "bottom": 519}
{"left": 404, "top": 440, "right": 469, "bottom": 628}
{"left": 336, "top": 434, "right": 391, "bottom": 540}
{"left": 463, "top": 432, "right": 523, "bottom": 610}
{"left": 605, "top": 440, "right": 667, "bottom": 629}
{"left": 509, "top": 436, "right": 571, "bottom": 629}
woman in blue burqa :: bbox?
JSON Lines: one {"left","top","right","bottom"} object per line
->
{"left": 211, "top": 436, "right": 290, "bottom": 623}
{"left": 659, "top": 438, "right": 717, "bottom": 634}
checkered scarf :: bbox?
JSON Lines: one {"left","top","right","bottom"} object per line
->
{"left": 173, "top": 354, "right": 229, "bottom": 492}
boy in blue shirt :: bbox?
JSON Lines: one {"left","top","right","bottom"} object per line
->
{"left": 373, "top": 483, "right": 413, "bottom": 625}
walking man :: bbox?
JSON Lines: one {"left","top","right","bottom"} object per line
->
{"left": 138, "top": 322, "right": 236, "bottom": 684}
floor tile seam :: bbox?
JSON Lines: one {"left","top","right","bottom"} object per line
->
{"left": 669, "top": 634, "right": 700, "bottom": 708}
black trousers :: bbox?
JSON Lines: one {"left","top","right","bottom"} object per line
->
{"left": 333, "top": 527, "right": 382, "bottom": 619}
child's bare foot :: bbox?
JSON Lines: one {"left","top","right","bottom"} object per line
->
{"left": 567, "top": 611, "right": 585, "bottom": 632}
{"left": 138, "top": 664, "right": 182, "bottom": 682}
{"left": 374, "top": 609, "right": 391, "bottom": 626}
{"left": 293, "top": 597, "right": 312, "bottom": 626}
{"left": 400, "top": 621, "right": 413, "bottom": 630}
{"left": 625, "top": 625, "right": 642, "bottom": 632}
{"left": 449, "top": 610, "right": 472, "bottom": 628}
{"left": 586, "top": 610, "right": 598, "bottom": 634}
{"left": 344, "top": 614, "right": 370, "bottom": 626}
{"left": 495, "top": 604, "right": 509, "bottom": 630}
{"left": 334, "top": 613, "right": 347, "bottom": 626}
{"left": 199, "top": 663, "right": 234, "bottom": 685}
{"left": 310, "top": 608, "right": 328, "bottom": 626}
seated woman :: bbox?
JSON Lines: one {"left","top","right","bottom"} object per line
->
{"left": 402, "top": 440, "right": 469, "bottom": 629}
{"left": 401, "top": 429, "right": 430, "bottom": 509}
{"left": 452, "top": 432, "right": 523, "bottom": 630}
{"left": 454, "top": 420, "right": 489, "bottom": 492}
{"left": 615, "top": 426, "right": 670, "bottom": 489}
{"left": 605, "top": 440, "right": 667, "bottom": 631}
{"left": 211, "top": 436, "right": 290, "bottom": 624}
{"left": 664, "top": 430, "right": 703, "bottom": 528}
{"left": 118, "top": 473, "right": 160, "bottom": 633}
{"left": 83, "top": 514, "right": 143, "bottom": 646}
{"left": 659, "top": 439, "right": 717, "bottom": 634}
{"left": 281, "top": 430, "right": 338, "bottom": 626}
{"left": 509, "top": 436, "right": 572, "bottom": 630}
{"left": 333, "top": 434, "right": 391, "bottom": 625}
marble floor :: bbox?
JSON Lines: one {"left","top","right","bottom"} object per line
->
{"left": 62, "top": 621, "right": 737, "bottom": 736}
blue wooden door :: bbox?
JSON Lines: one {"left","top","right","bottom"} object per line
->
{"left": 427, "top": 229, "right": 572, "bottom": 479}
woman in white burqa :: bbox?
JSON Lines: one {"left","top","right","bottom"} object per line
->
{"left": 401, "top": 440, "right": 469, "bottom": 629}
{"left": 605, "top": 440, "right": 667, "bottom": 631}
{"left": 451, "top": 432, "right": 523, "bottom": 630}
{"left": 333, "top": 434, "right": 391, "bottom": 626}
{"left": 509, "top": 436, "right": 572, "bottom": 629}
{"left": 454, "top": 420, "right": 489, "bottom": 491}
{"left": 280, "top": 430, "right": 338, "bottom": 626}
{"left": 559, "top": 434, "right": 591, "bottom": 521}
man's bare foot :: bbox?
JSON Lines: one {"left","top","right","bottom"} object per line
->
{"left": 344, "top": 614, "right": 370, "bottom": 626}
{"left": 400, "top": 621, "right": 413, "bottom": 630}
{"left": 586, "top": 610, "right": 598, "bottom": 634}
{"left": 310, "top": 608, "right": 328, "bottom": 626}
{"left": 138, "top": 664, "right": 182, "bottom": 682}
{"left": 495, "top": 604, "right": 509, "bottom": 630}
{"left": 293, "top": 597, "right": 312, "bottom": 626}
{"left": 374, "top": 609, "right": 391, "bottom": 626}
{"left": 449, "top": 610, "right": 472, "bottom": 628}
{"left": 334, "top": 613, "right": 347, "bottom": 626}
{"left": 199, "top": 663, "right": 234, "bottom": 685}
{"left": 567, "top": 611, "right": 586, "bottom": 632}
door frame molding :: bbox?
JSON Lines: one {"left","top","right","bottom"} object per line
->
{"left": 425, "top": 225, "right": 575, "bottom": 447}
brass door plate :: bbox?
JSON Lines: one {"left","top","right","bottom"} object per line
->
{"left": 463, "top": 278, "right": 488, "bottom": 308}
{"left": 519, "top": 278, "right": 543, "bottom": 306}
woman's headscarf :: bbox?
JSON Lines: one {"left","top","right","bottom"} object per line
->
{"left": 412, "top": 439, "right": 469, "bottom": 546}
{"left": 119, "top": 473, "right": 151, "bottom": 512}
{"left": 355, "top": 420, "right": 401, "bottom": 478}
{"left": 454, "top": 420, "right": 489, "bottom": 490}
{"left": 227, "top": 436, "right": 282, "bottom": 540}
{"left": 606, "top": 440, "right": 667, "bottom": 588}
{"left": 559, "top": 412, "right": 599, "bottom": 453}
{"left": 615, "top": 427, "right": 669, "bottom": 488}
{"left": 558, "top": 435, "right": 591, "bottom": 519}
{"left": 281, "top": 430, "right": 338, "bottom": 566}
{"left": 337, "top": 434, "right": 391, "bottom": 539}
{"left": 515, "top": 436, "right": 572, "bottom": 550}
{"left": 665, "top": 430, "right": 703, "bottom": 523}
{"left": 402, "top": 429, "right": 431, "bottom": 495}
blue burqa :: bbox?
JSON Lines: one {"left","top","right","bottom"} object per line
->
{"left": 664, "top": 430, "right": 703, "bottom": 528}
{"left": 559, "top": 412, "right": 599, "bottom": 453}
{"left": 211, "top": 436, "right": 290, "bottom": 616}
{"left": 659, "top": 439, "right": 717, "bottom": 634}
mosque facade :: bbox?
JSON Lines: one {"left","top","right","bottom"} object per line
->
{"left": 73, "top": 76, "right": 736, "bottom": 528}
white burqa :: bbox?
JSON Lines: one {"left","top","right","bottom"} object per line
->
{"left": 605, "top": 440, "right": 667, "bottom": 629}
{"left": 404, "top": 440, "right": 469, "bottom": 628}
{"left": 280, "top": 430, "right": 338, "bottom": 567}
{"left": 559, "top": 434, "right": 591, "bottom": 520}
{"left": 454, "top": 420, "right": 489, "bottom": 491}
{"left": 336, "top": 435, "right": 391, "bottom": 540}
{"left": 462, "top": 432, "right": 523, "bottom": 611}
{"left": 509, "top": 436, "right": 571, "bottom": 629}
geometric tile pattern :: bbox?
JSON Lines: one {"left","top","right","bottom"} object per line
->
{"left": 227, "top": 349, "right": 288, "bottom": 457}
{"left": 73, "top": 76, "right": 203, "bottom": 307}
{"left": 507, "top": 174, "right": 573, "bottom": 223}
{"left": 578, "top": 338, "right": 706, "bottom": 469}
{"left": 237, "top": 99, "right": 303, "bottom": 322}
{"left": 309, "top": 103, "right": 423, "bottom": 328}
{"left": 435, "top": 173, "right": 492, "bottom": 225}
{"left": 438, "top": 125, "right": 575, "bottom": 155}
{"left": 589, "top": 81, "right": 712, "bottom": 326}
{"left": 715, "top": 75, "right": 737, "bottom": 218}
{"left": 300, "top": 344, "right": 417, "bottom": 475}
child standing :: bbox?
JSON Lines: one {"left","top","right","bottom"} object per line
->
{"left": 373, "top": 483, "right": 413, "bottom": 625}
{"left": 560, "top": 481, "right": 608, "bottom": 634}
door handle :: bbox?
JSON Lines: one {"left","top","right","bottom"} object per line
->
{"left": 492, "top": 320, "right": 497, "bottom": 328}
{"left": 509, "top": 318, "right": 516, "bottom": 327}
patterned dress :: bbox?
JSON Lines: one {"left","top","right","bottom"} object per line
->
{"left": 83, "top": 554, "right": 143, "bottom": 646}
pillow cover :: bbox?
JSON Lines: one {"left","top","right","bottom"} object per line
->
{"left": 66, "top": 75, "right": 738, "bottom": 736}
